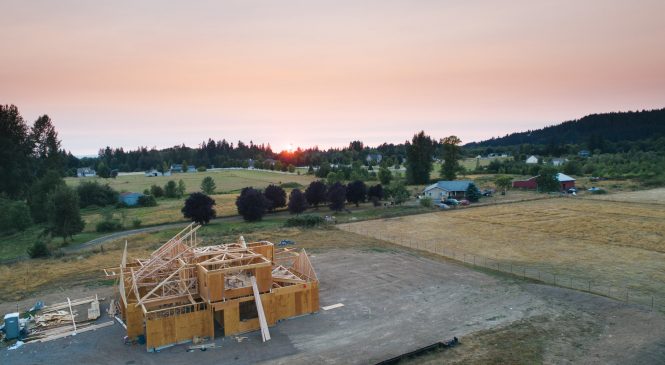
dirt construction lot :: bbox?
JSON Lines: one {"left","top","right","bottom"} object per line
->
{"left": 3, "top": 245, "right": 665, "bottom": 364}
{"left": 340, "top": 193, "right": 665, "bottom": 306}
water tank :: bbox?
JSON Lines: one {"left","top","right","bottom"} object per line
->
{"left": 3, "top": 312, "right": 20, "bottom": 340}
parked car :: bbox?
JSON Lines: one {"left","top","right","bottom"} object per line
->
{"left": 482, "top": 189, "right": 494, "bottom": 197}
{"left": 588, "top": 187, "right": 601, "bottom": 192}
{"left": 437, "top": 203, "right": 450, "bottom": 210}
{"left": 442, "top": 198, "right": 459, "bottom": 206}
{"left": 459, "top": 199, "right": 470, "bottom": 206}
{"left": 567, "top": 187, "right": 577, "bottom": 194}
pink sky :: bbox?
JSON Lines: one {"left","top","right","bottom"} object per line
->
{"left": 2, "top": 0, "right": 664, "bottom": 155}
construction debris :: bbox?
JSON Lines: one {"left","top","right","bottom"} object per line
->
{"left": 104, "top": 223, "right": 320, "bottom": 351}
{"left": 322, "top": 303, "right": 345, "bottom": 311}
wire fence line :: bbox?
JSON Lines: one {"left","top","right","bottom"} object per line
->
{"left": 338, "top": 224, "right": 664, "bottom": 313}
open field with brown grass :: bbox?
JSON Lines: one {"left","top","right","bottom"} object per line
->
{"left": 339, "top": 195, "right": 665, "bottom": 305}
{"left": 587, "top": 187, "right": 665, "bottom": 205}
{"left": 65, "top": 168, "right": 315, "bottom": 194}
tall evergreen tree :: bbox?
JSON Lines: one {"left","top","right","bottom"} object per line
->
{"left": 405, "top": 131, "right": 435, "bottom": 184}
{"left": 440, "top": 135, "right": 462, "bottom": 180}
{"left": 0, "top": 104, "right": 34, "bottom": 198}
{"left": 31, "top": 114, "right": 63, "bottom": 176}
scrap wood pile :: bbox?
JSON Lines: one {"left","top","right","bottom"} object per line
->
{"left": 22, "top": 295, "right": 105, "bottom": 343}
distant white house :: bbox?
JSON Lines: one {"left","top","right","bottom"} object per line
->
{"left": 423, "top": 180, "right": 474, "bottom": 200}
{"left": 551, "top": 158, "right": 568, "bottom": 166}
{"left": 77, "top": 167, "right": 96, "bottom": 177}
{"left": 366, "top": 153, "right": 382, "bottom": 164}
{"left": 525, "top": 155, "right": 539, "bottom": 164}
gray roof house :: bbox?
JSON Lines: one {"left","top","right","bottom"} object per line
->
{"left": 423, "top": 180, "right": 474, "bottom": 200}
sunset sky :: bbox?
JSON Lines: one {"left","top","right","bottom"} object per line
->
{"left": 2, "top": 0, "right": 664, "bottom": 155}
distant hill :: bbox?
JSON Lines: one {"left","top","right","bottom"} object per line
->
{"left": 467, "top": 108, "right": 665, "bottom": 147}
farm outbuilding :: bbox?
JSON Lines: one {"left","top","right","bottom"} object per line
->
{"left": 512, "top": 173, "right": 576, "bottom": 191}
{"left": 105, "top": 224, "right": 319, "bottom": 351}
{"left": 119, "top": 192, "right": 143, "bottom": 206}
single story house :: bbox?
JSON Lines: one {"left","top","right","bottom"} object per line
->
{"left": 578, "top": 150, "right": 591, "bottom": 158}
{"left": 77, "top": 167, "right": 96, "bottom": 177}
{"left": 525, "top": 155, "right": 539, "bottom": 164}
{"left": 119, "top": 192, "right": 144, "bottom": 206}
{"left": 512, "top": 173, "right": 576, "bottom": 191}
{"left": 170, "top": 164, "right": 183, "bottom": 173}
{"left": 423, "top": 180, "right": 474, "bottom": 200}
{"left": 145, "top": 169, "right": 161, "bottom": 177}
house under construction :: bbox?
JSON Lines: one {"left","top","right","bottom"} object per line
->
{"left": 104, "top": 223, "right": 319, "bottom": 351}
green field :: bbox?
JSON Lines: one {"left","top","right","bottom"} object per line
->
{"left": 65, "top": 169, "right": 316, "bottom": 194}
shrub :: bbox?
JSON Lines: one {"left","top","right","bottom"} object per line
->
{"left": 280, "top": 182, "right": 303, "bottom": 189}
{"left": 138, "top": 194, "right": 157, "bottom": 207}
{"left": 284, "top": 214, "right": 324, "bottom": 228}
{"left": 465, "top": 182, "right": 481, "bottom": 202}
{"left": 77, "top": 181, "right": 119, "bottom": 208}
{"left": 164, "top": 180, "right": 179, "bottom": 198}
{"left": 305, "top": 181, "right": 327, "bottom": 208}
{"left": 591, "top": 189, "right": 607, "bottom": 195}
{"left": 201, "top": 176, "right": 216, "bottom": 195}
{"left": 96, "top": 219, "right": 122, "bottom": 232}
{"left": 420, "top": 197, "right": 433, "bottom": 208}
{"left": 27, "top": 239, "right": 51, "bottom": 258}
{"left": 132, "top": 218, "right": 142, "bottom": 228}
{"left": 197, "top": 166, "right": 207, "bottom": 172}
{"left": 150, "top": 184, "right": 164, "bottom": 198}
{"left": 346, "top": 180, "right": 367, "bottom": 207}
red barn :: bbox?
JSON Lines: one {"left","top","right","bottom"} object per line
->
{"left": 512, "top": 173, "right": 576, "bottom": 191}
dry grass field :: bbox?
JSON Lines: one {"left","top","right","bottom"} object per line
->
{"left": 65, "top": 169, "right": 315, "bottom": 194}
{"left": 586, "top": 187, "right": 665, "bottom": 204}
{"left": 79, "top": 193, "right": 240, "bottom": 231}
{"left": 340, "top": 195, "right": 665, "bottom": 302}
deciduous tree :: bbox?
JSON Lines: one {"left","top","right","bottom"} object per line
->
{"left": 46, "top": 185, "right": 85, "bottom": 243}
{"left": 264, "top": 184, "right": 286, "bottom": 212}
{"left": 327, "top": 182, "right": 347, "bottom": 212}
{"left": 182, "top": 192, "right": 216, "bottom": 224}
{"left": 236, "top": 187, "right": 269, "bottom": 221}
{"left": 287, "top": 188, "right": 308, "bottom": 215}
{"left": 305, "top": 181, "right": 327, "bottom": 208}
{"left": 346, "top": 180, "right": 367, "bottom": 207}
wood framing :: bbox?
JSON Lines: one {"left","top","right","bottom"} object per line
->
{"left": 107, "top": 226, "right": 319, "bottom": 351}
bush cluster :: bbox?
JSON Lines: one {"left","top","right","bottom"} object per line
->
{"left": 284, "top": 214, "right": 325, "bottom": 228}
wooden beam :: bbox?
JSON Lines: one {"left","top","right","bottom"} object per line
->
{"left": 250, "top": 276, "right": 270, "bottom": 342}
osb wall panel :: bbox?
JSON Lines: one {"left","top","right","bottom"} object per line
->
{"left": 255, "top": 266, "right": 272, "bottom": 293}
{"left": 126, "top": 303, "right": 145, "bottom": 338}
{"left": 223, "top": 302, "right": 240, "bottom": 336}
{"left": 197, "top": 266, "right": 208, "bottom": 301}
{"left": 146, "top": 309, "right": 213, "bottom": 350}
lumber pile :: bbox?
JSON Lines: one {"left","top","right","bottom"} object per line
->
{"left": 22, "top": 294, "right": 106, "bottom": 343}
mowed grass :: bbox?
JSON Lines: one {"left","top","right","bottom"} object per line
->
{"left": 65, "top": 169, "right": 315, "bottom": 194}
{"left": 340, "top": 195, "right": 665, "bottom": 299}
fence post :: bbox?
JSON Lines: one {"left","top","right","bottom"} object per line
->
{"left": 626, "top": 288, "right": 629, "bottom": 302}
{"left": 652, "top": 296, "right": 654, "bottom": 310}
